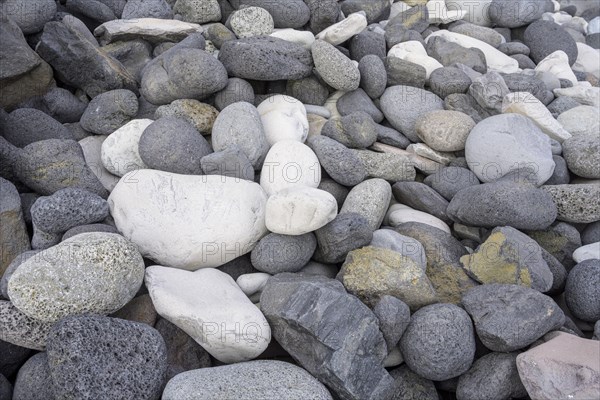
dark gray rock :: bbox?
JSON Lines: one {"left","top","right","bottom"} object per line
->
{"left": 314, "top": 213, "right": 373, "bottom": 264}
{"left": 541, "top": 247, "right": 568, "bottom": 295}
{"left": 502, "top": 72, "right": 548, "bottom": 103}
{"left": 141, "top": 48, "right": 228, "bottom": 105}
{"left": 46, "top": 315, "right": 167, "bottom": 400}
{"left": 426, "top": 36, "right": 487, "bottom": 74}
{"left": 204, "top": 23, "right": 236, "bottom": 49}
{"left": 385, "top": 57, "right": 427, "bottom": 89}
{"left": 379, "top": 86, "right": 444, "bottom": 142}
{"left": 260, "top": 273, "right": 395, "bottom": 400}
{"left": 122, "top": 0, "right": 173, "bottom": 18}
{"left": 456, "top": 352, "right": 527, "bottom": 400}
{"left": 0, "top": 177, "right": 31, "bottom": 278}
{"left": 447, "top": 178, "right": 558, "bottom": 230}
{"left": 337, "top": 89, "right": 384, "bottom": 123}
{"left": 18, "top": 87, "right": 88, "bottom": 124}
{"left": 423, "top": 166, "right": 480, "bottom": 201}
{"left": 62, "top": 223, "right": 119, "bottom": 241}
{"left": 318, "top": 179, "right": 349, "bottom": 210}
{"left": 36, "top": 21, "right": 137, "bottom": 98}
{"left": 250, "top": 233, "right": 316, "bottom": 274}
{"left": 400, "top": 303, "right": 476, "bottom": 381}
{"left": 307, "top": 135, "right": 367, "bottom": 187}
{"left": 389, "top": 365, "right": 438, "bottom": 400}
{"left": 12, "top": 352, "right": 55, "bottom": 400}
{"left": 0, "top": 339, "right": 32, "bottom": 378}
{"left": 218, "top": 37, "right": 313, "bottom": 81}
{"left": 341, "top": 0, "right": 389, "bottom": 24}
{"left": 2, "top": 108, "right": 73, "bottom": 148}
{"left": 489, "top": 0, "right": 548, "bottom": 28}
{"left": 527, "top": 222, "right": 582, "bottom": 270}
{"left": 31, "top": 188, "right": 108, "bottom": 234}
{"left": 498, "top": 42, "right": 530, "bottom": 56}
{"left": 350, "top": 31, "right": 386, "bottom": 62}
{"left": 429, "top": 67, "right": 471, "bottom": 99}
{"left": 155, "top": 318, "right": 211, "bottom": 381}
{"left": 544, "top": 155, "right": 570, "bottom": 185}
{"left": 15, "top": 139, "right": 108, "bottom": 197}
{"left": 524, "top": 20, "right": 578, "bottom": 65}
{"left": 444, "top": 93, "right": 492, "bottom": 123}
{"left": 358, "top": 55, "right": 387, "bottom": 100}
{"left": 215, "top": 78, "right": 256, "bottom": 110}
{"left": 216, "top": 254, "right": 258, "bottom": 281}
{"left": 462, "top": 284, "right": 565, "bottom": 352}
{"left": 511, "top": 53, "right": 537, "bottom": 69}
{"left": 0, "top": 300, "right": 52, "bottom": 351}
{"left": 321, "top": 112, "right": 378, "bottom": 149}
{"left": 80, "top": 89, "right": 138, "bottom": 135}
{"left": 1, "top": 0, "right": 57, "bottom": 34}
{"left": 547, "top": 96, "right": 580, "bottom": 118}
{"left": 139, "top": 117, "right": 212, "bottom": 174}
{"left": 304, "top": 0, "right": 339, "bottom": 34}
{"left": 0, "top": 373, "right": 11, "bottom": 400}
{"left": 102, "top": 39, "right": 154, "bottom": 83}
{"left": 392, "top": 182, "right": 450, "bottom": 224}
{"left": 372, "top": 295, "right": 410, "bottom": 350}
{"left": 587, "top": 32, "right": 600, "bottom": 49}
{"left": 201, "top": 146, "right": 254, "bottom": 181}
{"left": 582, "top": 221, "right": 600, "bottom": 245}
{"left": 448, "top": 21, "right": 505, "bottom": 47}
{"left": 565, "top": 259, "right": 600, "bottom": 322}
{"left": 232, "top": 0, "right": 310, "bottom": 28}
{"left": 65, "top": 0, "right": 125, "bottom": 22}
{"left": 370, "top": 229, "right": 426, "bottom": 269}
{"left": 286, "top": 77, "right": 329, "bottom": 106}
{"left": 594, "top": 320, "right": 600, "bottom": 340}
{"left": 376, "top": 124, "right": 411, "bottom": 149}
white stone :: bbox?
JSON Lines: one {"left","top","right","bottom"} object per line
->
{"left": 502, "top": 92, "right": 572, "bottom": 143}
{"left": 79, "top": 135, "right": 120, "bottom": 192}
{"left": 257, "top": 95, "right": 309, "bottom": 145}
{"left": 554, "top": 83, "right": 600, "bottom": 107}
{"left": 551, "top": 0, "right": 560, "bottom": 12}
{"left": 444, "top": 0, "right": 493, "bottom": 27}
{"left": 145, "top": 266, "right": 271, "bottom": 363}
{"left": 108, "top": 170, "right": 268, "bottom": 270}
{"left": 260, "top": 140, "right": 321, "bottom": 196}
{"left": 567, "top": 16, "right": 589, "bottom": 34}
{"left": 557, "top": 105, "right": 600, "bottom": 136}
{"left": 572, "top": 242, "right": 600, "bottom": 263}
{"left": 315, "top": 12, "right": 368, "bottom": 45}
{"left": 406, "top": 143, "right": 455, "bottom": 165}
{"left": 425, "top": 30, "right": 520, "bottom": 73}
{"left": 386, "top": 203, "right": 451, "bottom": 233}
{"left": 542, "top": 11, "right": 573, "bottom": 25}
{"left": 265, "top": 186, "right": 338, "bottom": 235}
{"left": 535, "top": 51, "right": 578, "bottom": 84}
{"left": 94, "top": 18, "right": 203, "bottom": 45}
{"left": 388, "top": 41, "right": 443, "bottom": 79}
{"left": 230, "top": 7, "right": 273, "bottom": 38}
{"left": 573, "top": 43, "right": 600, "bottom": 79}
{"left": 236, "top": 272, "right": 271, "bottom": 296}
{"left": 270, "top": 29, "right": 315, "bottom": 49}
{"left": 465, "top": 114, "right": 555, "bottom": 186}
{"left": 389, "top": 1, "right": 412, "bottom": 20}
{"left": 101, "top": 119, "right": 151, "bottom": 177}
{"left": 427, "top": 0, "right": 467, "bottom": 24}
{"left": 588, "top": 16, "right": 600, "bottom": 34}
{"left": 298, "top": 261, "right": 338, "bottom": 278}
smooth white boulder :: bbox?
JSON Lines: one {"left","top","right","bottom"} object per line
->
{"left": 572, "top": 242, "right": 600, "bottom": 263}
{"left": 425, "top": 30, "right": 519, "bottom": 73}
{"left": 573, "top": 43, "right": 600, "bottom": 79}
{"left": 385, "top": 203, "right": 451, "bottom": 233}
{"left": 108, "top": 170, "right": 268, "bottom": 270}
{"left": 236, "top": 272, "right": 271, "bottom": 296}
{"left": 145, "top": 266, "right": 271, "bottom": 363}
{"left": 502, "top": 92, "right": 572, "bottom": 143}
{"left": 79, "top": 135, "right": 120, "bottom": 191}
{"left": 315, "top": 12, "right": 367, "bottom": 45}
{"left": 465, "top": 114, "right": 555, "bottom": 186}
{"left": 444, "top": 0, "right": 493, "bottom": 26}
{"left": 260, "top": 140, "right": 321, "bottom": 196}
{"left": 101, "top": 119, "right": 152, "bottom": 177}
{"left": 535, "top": 51, "right": 578, "bottom": 84}
{"left": 257, "top": 95, "right": 309, "bottom": 145}
{"left": 270, "top": 28, "right": 315, "bottom": 49}
{"left": 265, "top": 186, "right": 337, "bottom": 235}
{"left": 388, "top": 41, "right": 443, "bottom": 79}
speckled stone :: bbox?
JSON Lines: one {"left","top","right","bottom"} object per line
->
{"left": 312, "top": 40, "right": 360, "bottom": 91}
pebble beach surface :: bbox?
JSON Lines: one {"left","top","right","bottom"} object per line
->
{"left": 1, "top": 0, "right": 599, "bottom": 399}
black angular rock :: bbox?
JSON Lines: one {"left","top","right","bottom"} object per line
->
{"left": 314, "top": 213, "right": 373, "bottom": 263}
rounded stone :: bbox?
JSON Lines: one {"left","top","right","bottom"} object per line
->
{"left": 2, "top": 108, "right": 73, "bottom": 148}
{"left": 565, "top": 259, "right": 600, "bottom": 322}
{"left": 251, "top": 233, "right": 317, "bottom": 273}
{"left": 542, "top": 184, "right": 600, "bottom": 223}
{"left": 416, "top": 110, "right": 475, "bottom": 152}
{"left": 173, "top": 0, "right": 221, "bottom": 23}
{"left": 321, "top": 112, "right": 378, "bottom": 149}
{"left": 336, "top": 89, "right": 384, "bottom": 123}
{"left": 582, "top": 221, "right": 600, "bottom": 246}
{"left": 236, "top": 0, "right": 310, "bottom": 29}
{"left": 389, "top": 365, "right": 438, "bottom": 400}
{"left": 122, "top": 0, "right": 173, "bottom": 18}
{"left": 312, "top": 40, "right": 360, "bottom": 91}
{"left": 0, "top": 301, "right": 52, "bottom": 351}
{"left": 8, "top": 233, "right": 145, "bottom": 323}
{"left": 286, "top": 77, "right": 329, "bottom": 106}
{"left": 80, "top": 89, "right": 138, "bottom": 135}
{"left": 429, "top": 67, "right": 472, "bottom": 99}
{"left": 400, "top": 303, "right": 476, "bottom": 381}
{"left": 230, "top": 6, "right": 274, "bottom": 38}
{"left": 154, "top": 99, "right": 219, "bottom": 134}
{"left": 214, "top": 78, "right": 255, "bottom": 111}
{"left": 1, "top": 0, "right": 56, "bottom": 34}
{"left": 200, "top": 146, "right": 255, "bottom": 181}
{"left": 392, "top": 181, "right": 451, "bottom": 224}
{"left": 314, "top": 213, "right": 373, "bottom": 264}
{"left": 139, "top": 116, "right": 212, "bottom": 175}
{"left": 340, "top": 178, "right": 392, "bottom": 231}
{"left": 306, "top": 135, "right": 367, "bottom": 187}
{"left": 12, "top": 352, "right": 55, "bottom": 400}
{"left": 46, "top": 315, "right": 167, "bottom": 400}
{"left": 489, "top": 0, "right": 547, "bottom": 28}
{"left": 557, "top": 105, "right": 600, "bottom": 137}
{"left": 423, "top": 166, "right": 480, "bottom": 201}
{"left": 359, "top": 55, "right": 387, "bottom": 99}
{"left": 162, "top": 360, "right": 332, "bottom": 400}
{"left": 465, "top": 114, "right": 555, "bottom": 185}
{"left": 257, "top": 95, "right": 309, "bottom": 145}
{"left": 524, "top": 20, "right": 579, "bottom": 65}
{"left": 101, "top": 119, "right": 152, "bottom": 177}
{"left": 562, "top": 134, "right": 600, "bottom": 179}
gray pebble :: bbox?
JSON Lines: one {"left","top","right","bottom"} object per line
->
{"left": 214, "top": 78, "right": 255, "bottom": 111}
{"left": 586, "top": 32, "right": 600, "bottom": 49}
{"left": 251, "top": 233, "right": 316, "bottom": 274}
{"left": 304, "top": 0, "right": 339, "bottom": 33}
{"left": 498, "top": 42, "right": 530, "bottom": 56}
{"left": 502, "top": 72, "right": 548, "bottom": 104}
{"left": 12, "top": 352, "right": 55, "bottom": 400}
{"left": 541, "top": 247, "right": 568, "bottom": 295}
{"left": 511, "top": 54, "right": 537, "bottom": 69}
{"left": 235, "top": 0, "right": 310, "bottom": 28}
{"left": 340, "top": 178, "right": 392, "bottom": 231}
{"left": 429, "top": 67, "right": 471, "bottom": 99}
{"left": 392, "top": 181, "right": 451, "bottom": 223}
{"left": 1, "top": 251, "right": 39, "bottom": 300}
{"left": 565, "top": 259, "right": 600, "bottom": 322}
{"left": 562, "top": 134, "right": 600, "bottom": 179}
{"left": 318, "top": 179, "right": 349, "bottom": 210}
{"left": 547, "top": 96, "right": 580, "bottom": 118}
{"left": 370, "top": 229, "right": 426, "bottom": 270}
{"left": 544, "top": 155, "right": 570, "bottom": 185}
{"left": 0, "top": 301, "right": 52, "bottom": 351}
{"left": 307, "top": 135, "right": 367, "bottom": 187}
{"left": 201, "top": 146, "right": 255, "bottom": 181}
{"left": 122, "top": 0, "right": 173, "bottom": 19}
{"left": 321, "top": 112, "right": 378, "bottom": 149}
{"left": 468, "top": 71, "right": 509, "bottom": 113}
{"left": 80, "top": 89, "right": 138, "bottom": 135}
{"left": 489, "top": 0, "right": 546, "bottom": 28}
{"left": 449, "top": 21, "right": 505, "bottom": 47}
{"left": 103, "top": 39, "right": 153, "bottom": 83}
{"left": 350, "top": 31, "right": 387, "bottom": 61}
{"left": 444, "top": 93, "right": 492, "bottom": 123}
{"left": 314, "top": 213, "right": 373, "bottom": 264}
{"left": 582, "top": 221, "right": 600, "bottom": 245}
{"left": 286, "top": 77, "right": 329, "bottom": 106}
{"left": 427, "top": 36, "right": 487, "bottom": 74}
{"left": 358, "top": 55, "right": 387, "bottom": 99}
{"left": 18, "top": 87, "right": 87, "bottom": 124}
{"left": 385, "top": 57, "right": 426, "bottom": 89}
{"left": 524, "top": 20, "right": 578, "bottom": 65}
{"left": 376, "top": 124, "right": 411, "bottom": 149}
{"left": 2, "top": 108, "right": 73, "bottom": 148}
{"left": 373, "top": 295, "right": 410, "bottom": 350}
{"left": 1, "top": 0, "right": 56, "bottom": 34}
{"left": 389, "top": 365, "right": 438, "bottom": 400}
{"left": 527, "top": 222, "right": 582, "bottom": 270}
{"left": 423, "top": 166, "right": 480, "bottom": 201}
{"left": 204, "top": 23, "right": 236, "bottom": 49}
{"left": 337, "top": 88, "right": 384, "bottom": 123}
{"left": 312, "top": 40, "right": 360, "bottom": 91}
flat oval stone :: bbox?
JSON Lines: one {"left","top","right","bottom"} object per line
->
{"left": 312, "top": 40, "right": 360, "bottom": 91}
{"left": 307, "top": 135, "right": 367, "bottom": 187}
{"left": 8, "top": 233, "right": 145, "bottom": 323}
{"left": 109, "top": 170, "right": 268, "bottom": 269}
